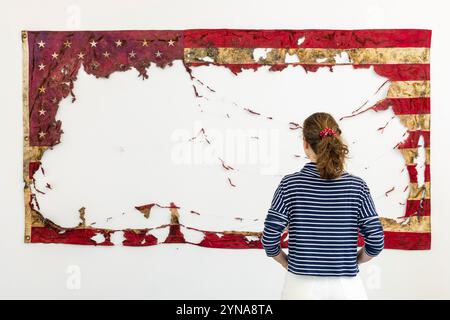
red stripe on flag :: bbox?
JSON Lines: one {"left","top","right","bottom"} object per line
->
{"left": 358, "top": 231, "right": 430, "bottom": 250}
{"left": 199, "top": 231, "right": 264, "bottom": 249}
{"left": 396, "top": 130, "right": 429, "bottom": 149}
{"left": 183, "top": 29, "right": 431, "bottom": 48}
{"left": 31, "top": 226, "right": 430, "bottom": 250}
{"left": 122, "top": 230, "right": 158, "bottom": 246}
{"left": 31, "top": 227, "right": 114, "bottom": 246}
{"left": 29, "top": 161, "right": 41, "bottom": 179}
{"left": 373, "top": 64, "right": 429, "bottom": 81}
{"left": 398, "top": 130, "right": 422, "bottom": 149}
{"left": 405, "top": 163, "right": 430, "bottom": 183}
{"left": 406, "top": 164, "right": 418, "bottom": 183}
{"left": 425, "top": 164, "right": 430, "bottom": 182}
{"left": 422, "top": 130, "right": 430, "bottom": 148}
{"left": 405, "top": 199, "right": 430, "bottom": 217}
{"left": 374, "top": 98, "right": 430, "bottom": 115}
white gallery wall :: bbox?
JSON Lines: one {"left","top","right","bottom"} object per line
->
{"left": 1, "top": 0, "right": 449, "bottom": 299}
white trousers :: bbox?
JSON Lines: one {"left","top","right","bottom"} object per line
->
{"left": 281, "top": 271, "right": 368, "bottom": 300}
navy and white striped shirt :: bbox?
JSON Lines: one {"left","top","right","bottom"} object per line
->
{"left": 262, "top": 162, "right": 384, "bottom": 276}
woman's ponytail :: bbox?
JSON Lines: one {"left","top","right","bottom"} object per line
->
{"left": 303, "top": 112, "right": 349, "bottom": 179}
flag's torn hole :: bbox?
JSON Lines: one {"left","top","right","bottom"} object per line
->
{"left": 32, "top": 60, "right": 409, "bottom": 234}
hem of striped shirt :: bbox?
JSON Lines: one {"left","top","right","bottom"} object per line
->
{"left": 286, "top": 268, "right": 360, "bottom": 277}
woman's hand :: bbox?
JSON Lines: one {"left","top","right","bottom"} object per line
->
{"left": 273, "top": 251, "right": 288, "bottom": 270}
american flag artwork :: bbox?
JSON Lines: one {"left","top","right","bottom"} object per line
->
{"left": 22, "top": 29, "right": 431, "bottom": 250}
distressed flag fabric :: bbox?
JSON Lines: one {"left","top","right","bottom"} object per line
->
{"left": 22, "top": 29, "right": 431, "bottom": 250}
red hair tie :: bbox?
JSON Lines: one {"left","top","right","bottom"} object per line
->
{"left": 319, "top": 127, "right": 337, "bottom": 139}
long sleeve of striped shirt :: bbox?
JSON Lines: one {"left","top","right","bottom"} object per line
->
{"left": 358, "top": 180, "right": 385, "bottom": 257}
{"left": 262, "top": 178, "right": 290, "bottom": 257}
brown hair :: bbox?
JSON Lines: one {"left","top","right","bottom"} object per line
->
{"left": 303, "top": 112, "right": 349, "bottom": 179}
